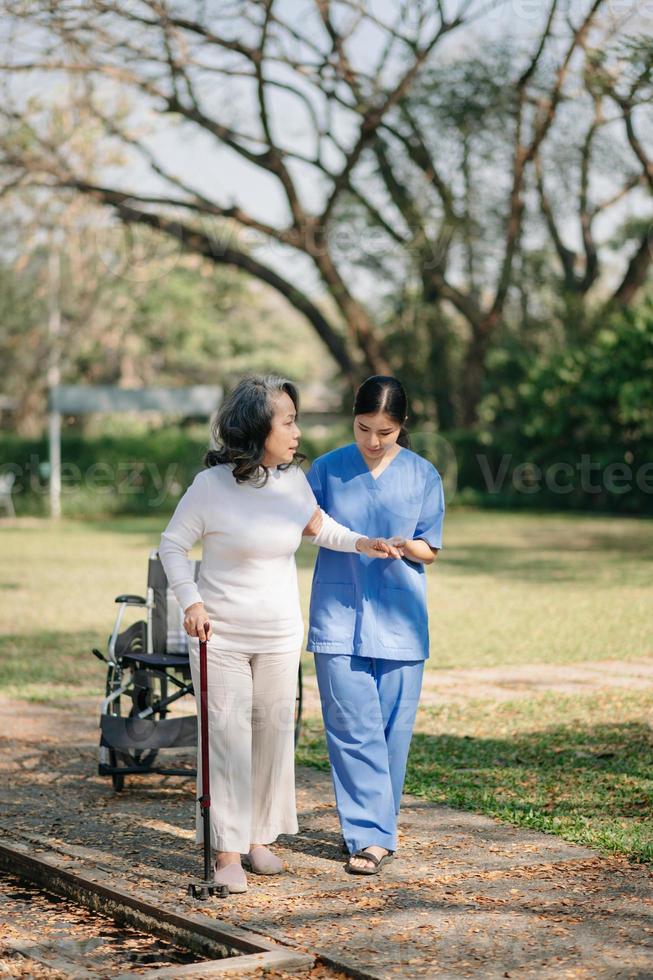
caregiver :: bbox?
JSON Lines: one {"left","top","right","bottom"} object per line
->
{"left": 307, "top": 375, "right": 445, "bottom": 875}
{"left": 159, "top": 375, "right": 400, "bottom": 894}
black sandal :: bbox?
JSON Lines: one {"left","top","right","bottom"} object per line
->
{"left": 345, "top": 848, "right": 394, "bottom": 876}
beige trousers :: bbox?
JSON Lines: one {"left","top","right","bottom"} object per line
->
{"left": 188, "top": 638, "right": 300, "bottom": 854}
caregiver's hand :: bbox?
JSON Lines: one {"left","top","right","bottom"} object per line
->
{"left": 183, "top": 602, "right": 213, "bottom": 641}
{"left": 355, "top": 537, "right": 403, "bottom": 559}
{"left": 387, "top": 536, "right": 408, "bottom": 557}
{"left": 387, "top": 535, "right": 438, "bottom": 564}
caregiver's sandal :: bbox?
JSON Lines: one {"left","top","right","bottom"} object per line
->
{"left": 346, "top": 845, "right": 394, "bottom": 876}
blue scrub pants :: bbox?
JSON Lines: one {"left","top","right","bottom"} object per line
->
{"left": 314, "top": 654, "right": 424, "bottom": 854}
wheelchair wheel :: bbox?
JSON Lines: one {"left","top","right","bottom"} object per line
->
{"left": 127, "top": 669, "right": 160, "bottom": 770}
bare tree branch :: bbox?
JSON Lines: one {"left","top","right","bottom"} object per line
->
{"left": 619, "top": 102, "right": 653, "bottom": 194}
{"left": 534, "top": 153, "right": 577, "bottom": 291}
{"left": 611, "top": 231, "right": 653, "bottom": 306}
{"left": 578, "top": 105, "right": 600, "bottom": 292}
{"left": 87, "top": 188, "right": 356, "bottom": 376}
{"left": 320, "top": 15, "right": 459, "bottom": 222}
{"left": 487, "top": 0, "right": 605, "bottom": 326}
{"left": 386, "top": 110, "right": 459, "bottom": 223}
{"left": 591, "top": 173, "right": 646, "bottom": 216}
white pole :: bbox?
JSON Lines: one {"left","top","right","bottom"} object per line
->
{"left": 47, "top": 247, "right": 61, "bottom": 519}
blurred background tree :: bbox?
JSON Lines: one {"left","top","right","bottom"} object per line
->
{"left": 0, "top": 1, "right": 651, "bottom": 512}
{"left": 0, "top": 201, "right": 327, "bottom": 436}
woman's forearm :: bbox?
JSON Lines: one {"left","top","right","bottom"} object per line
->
{"left": 401, "top": 538, "right": 438, "bottom": 564}
{"left": 304, "top": 508, "right": 402, "bottom": 559}
{"left": 307, "top": 509, "right": 361, "bottom": 552}
{"left": 159, "top": 533, "right": 203, "bottom": 610}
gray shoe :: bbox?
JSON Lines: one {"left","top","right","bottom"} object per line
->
{"left": 213, "top": 861, "right": 247, "bottom": 893}
{"left": 243, "top": 845, "right": 284, "bottom": 875}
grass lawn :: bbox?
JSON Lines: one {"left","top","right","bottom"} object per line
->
{"left": 1, "top": 509, "right": 652, "bottom": 860}
{"left": 297, "top": 691, "right": 653, "bottom": 863}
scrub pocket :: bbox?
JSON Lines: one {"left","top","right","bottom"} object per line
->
{"left": 386, "top": 488, "right": 423, "bottom": 521}
{"left": 378, "top": 586, "right": 428, "bottom": 650}
{"left": 308, "top": 582, "right": 356, "bottom": 645}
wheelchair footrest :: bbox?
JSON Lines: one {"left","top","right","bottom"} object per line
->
{"left": 99, "top": 762, "right": 197, "bottom": 777}
{"left": 100, "top": 713, "right": 197, "bottom": 750}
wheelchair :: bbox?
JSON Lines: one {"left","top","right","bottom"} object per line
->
{"left": 93, "top": 550, "right": 304, "bottom": 792}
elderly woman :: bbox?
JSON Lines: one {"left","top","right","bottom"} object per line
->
{"left": 159, "top": 375, "right": 399, "bottom": 894}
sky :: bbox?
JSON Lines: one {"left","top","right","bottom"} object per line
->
{"left": 122, "top": 0, "right": 559, "bottom": 222}
{"left": 3, "top": 0, "right": 577, "bottom": 220}
{"left": 129, "top": 0, "right": 648, "bottom": 226}
{"left": 3, "top": 1, "right": 651, "bottom": 304}
{"left": 90, "top": 0, "right": 561, "bottom": 295}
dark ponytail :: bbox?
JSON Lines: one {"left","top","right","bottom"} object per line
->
{"left": 353, "top": 376, "right": 410, "bottom": 448}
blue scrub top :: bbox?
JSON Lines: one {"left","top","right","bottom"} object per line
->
{"left": 307, "top": 444, "right": 445, "bottom": 661}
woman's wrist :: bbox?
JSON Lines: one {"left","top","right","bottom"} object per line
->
{"left": 395, "top": 537, "right": 437, "bottom": 564}
{"left": 184, "top": 600, "right": 205, "bottom": 613}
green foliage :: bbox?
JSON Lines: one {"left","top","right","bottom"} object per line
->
{"left": 126, "top": 262, "right": 326, "bottom": 385}
{"left": 0, "top": 421, "right": 347, "bottom": 517}
{"left": 490, "top": 302, "right": 653, "bottom": 444}
{"left": 0, "top": 425, "right": 209, "bottom": 516}
{"left": 0, "top": 217, "right": 331, "bottom": 435}
{"left": 470, "top": 299, "right": 653, "bottom": 513}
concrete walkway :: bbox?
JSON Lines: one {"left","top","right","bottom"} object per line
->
{"left": 1, "top": 695, "right": 652, "bottom": 978}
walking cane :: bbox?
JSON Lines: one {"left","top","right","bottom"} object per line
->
{"left": 188, "top": 624, "right": 228, "bottom": 900}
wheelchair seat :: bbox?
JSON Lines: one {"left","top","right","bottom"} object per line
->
{"left": 118, "top": 650, "right": 192, "bottom": 668}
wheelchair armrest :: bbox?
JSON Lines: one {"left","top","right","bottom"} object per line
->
{"left": 114, "top": 594, "right": 147, "bottom": 605}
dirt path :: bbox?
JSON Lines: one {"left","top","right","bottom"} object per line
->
{"left": 418, "top": 657, "right": 653, "bottom": 703}
{"left": 1, "top": 695, "right": 652, "bottom": 978}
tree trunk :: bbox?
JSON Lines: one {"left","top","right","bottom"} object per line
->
{"left": 423, "top": 304, "right": 457, "bottom": 430}
{"left": 460, "top": 324, "right": 492, "bottom": 427}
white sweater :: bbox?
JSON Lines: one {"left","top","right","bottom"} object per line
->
{"left": 158, "top": 462, "right": 360, "bottom": 653}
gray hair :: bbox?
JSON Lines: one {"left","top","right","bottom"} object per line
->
{"left": 204, "top": 375, "right": 304, "bottom": 485}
